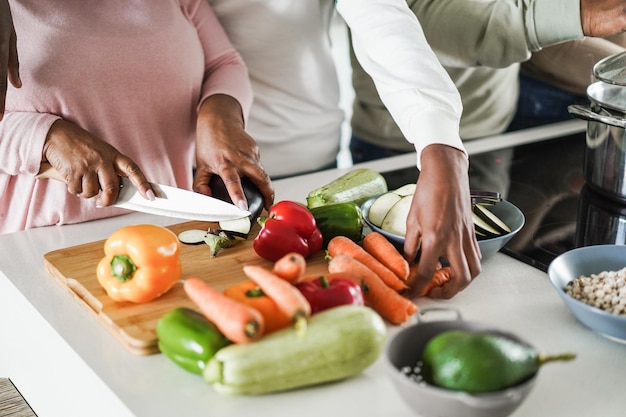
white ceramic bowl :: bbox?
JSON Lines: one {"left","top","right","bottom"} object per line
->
{"left": 547, "top": 244, "right": 626, "bottom": 343}
{"left": 361, "top": 197, "right": 525, "bottom": 260}
{"left": 386, "top": 309, "right": 537, "bottom": 417}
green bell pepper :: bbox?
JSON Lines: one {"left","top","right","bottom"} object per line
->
{"left": 309, "top": 202, "right": 364, "bottom": 247}
{"left": 156, "top": 307, "right": 230, "bottom": 374}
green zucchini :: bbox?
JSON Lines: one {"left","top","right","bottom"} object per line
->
{"left": 309, "top": 202, "right": 364, "bottom": 247}
{"left": 306, "top": 168, "right": 388, "bottom": 209}
{"left": 203, "top": 305, "right": 387, "bottom": 395}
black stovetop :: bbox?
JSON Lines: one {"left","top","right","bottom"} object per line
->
{"left": 381, "top": 131, "right": 626, "bottom": 272}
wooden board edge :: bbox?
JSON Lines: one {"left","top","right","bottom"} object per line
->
{"left": 43, "top": 257, "right": 156, "bottom": 356}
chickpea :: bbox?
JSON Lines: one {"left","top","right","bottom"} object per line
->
{"left": 565, "top": 267, "right": 626, "bottom": 316}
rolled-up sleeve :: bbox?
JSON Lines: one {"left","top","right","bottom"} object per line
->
{"left": 337, "top": 0, "right": 465, "bottom": 168}
{"left": 0, "top": 112, "right": 60, "bottom": 176}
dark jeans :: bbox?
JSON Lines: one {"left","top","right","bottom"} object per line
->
{"left": 270, "top": 160, "right": 338, "bottom": 181}
{"left": 349, "top": 135, "right": 512, "bottom": 196}
{"left": 507, "top": 73, "right": 589, "bottom": 132}
{"left": 349, "top": 135, "right": 411, "bottom": 164}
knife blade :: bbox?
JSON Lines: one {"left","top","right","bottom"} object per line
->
{"left": 36, "top": 163, "right": 251, "bottom": 222}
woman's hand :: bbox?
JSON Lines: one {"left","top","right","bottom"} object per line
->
{"left": 42, "top": 119, "right": 153, "bottom": 206}
{"left": 404, "top": 144, "right": 482, "bottom": 299}
{"left": 194, "top": 94, "right": 274, "bottom": 211}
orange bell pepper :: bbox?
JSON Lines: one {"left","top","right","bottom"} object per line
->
{"left": 96, "top": 224, "right": 182, "bottom": 303}
{"left": 223, "top": 280, "right": 291, "bottom": 334}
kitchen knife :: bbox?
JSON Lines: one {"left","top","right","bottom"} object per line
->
{"left": 36, "top": 163, "right": 251, "bottom": 222}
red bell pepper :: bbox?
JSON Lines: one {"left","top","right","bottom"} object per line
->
{"left": 295, "top": 273, "right": 364, "bottom": 314}
{"left": 253, "top": 200, "right": 323, "bottom": 261}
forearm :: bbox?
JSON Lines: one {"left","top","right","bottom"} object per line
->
{"left": 410, "top": 0, "right": 583, "bottom": 69}
{"left": 521, "top": 38, "right": 626, "bottom": 95}
{"left": 197, "top": 94, "right": 245, "bottom": 134}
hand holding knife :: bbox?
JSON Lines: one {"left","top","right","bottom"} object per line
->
{"left": 36, "top": 162, "right": 251, "bottom": 222}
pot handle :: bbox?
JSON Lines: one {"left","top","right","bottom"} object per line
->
{"left": 568, "top": 104, "right": 626, "bottom": 128}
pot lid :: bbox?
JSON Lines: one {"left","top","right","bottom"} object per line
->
{"left": 593, "top": 51, "right": 626, "bottom": 86}
{"left": 587, "top": 81, "right": 626, "bottom": 113}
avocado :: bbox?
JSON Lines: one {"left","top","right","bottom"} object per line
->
{"left": 421, "top": 330, "right": 575, "bottom": 393}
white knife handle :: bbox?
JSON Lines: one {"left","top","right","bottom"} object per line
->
{"left": 36, "top": 162, "right": 67, "bottom": 182}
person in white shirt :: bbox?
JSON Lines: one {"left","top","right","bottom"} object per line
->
{"left": 210, "top": 0, "right": 479, "bottom": 298}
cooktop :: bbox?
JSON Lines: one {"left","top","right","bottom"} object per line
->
{"left": 381, "top": 130, "right": 626, "bottom": 272}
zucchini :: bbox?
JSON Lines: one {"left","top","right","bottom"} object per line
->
{"left": 306, "top": 168, "right": 388, "bottom": 209}
{"left": 203, "top": 305, "right": 387, "bottom": 395}
{"left": 309, "top": 202, "right": 364, "bottom": 247}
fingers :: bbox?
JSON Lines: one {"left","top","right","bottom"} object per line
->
{"left": 115, "top": 156, "right": 153, "bottom": 201}
{"left": 63, "top": 156, "right": 148, "bottom": 207}
{"left": 220, "top": 171, "right": 247, "bottom": 211}
{"left": 94, "top": 171, "right": 120, "bottom": 207}
{"left": 194, "top": 160, "right": 274, "bottom": 212}
{"left": 192, "top": 167, "right": 212, "bottom": 197}
{"left": 248, "top": 168, "right": 275, "bottom": 211}
{"left": 418, "top": 233, "right": 482, "bottom": 299}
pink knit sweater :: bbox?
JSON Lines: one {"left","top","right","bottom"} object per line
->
{"left": 0, "top": 0, "right": 252, "bottom": 234}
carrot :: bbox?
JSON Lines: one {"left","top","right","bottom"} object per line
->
{"left": 223, "top": 280, "right": 292, "bottom": 334}
{"left": 328, "top": 253, "right": 417, "bottom": 325}
{"left": 183, "top": 277, "right": 265, "bottom": 344}
{"left": 406, "top": 264, "right": 453, "bottom": 297}
{"left": 327, "top": 236, "right": 407, "bottom": 292}
{"left": 418, "top": 267, "right": 453, "bottom": 297}
{"left": 362, "top": 232, "right": 410, "bottom": 280}
{"left": 405, "top": 262, "right": 420, "bottom": 288}
{"left": 242, "top": 265, "right": 311, "bottom": 335}
{"left": 272, "top": 252, "right": 307, "bottom": 283}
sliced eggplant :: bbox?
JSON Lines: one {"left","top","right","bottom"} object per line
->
{"left": 474, "top": 228, "right": 488, "bottom": 241}
{"left": 381, "top": 195, "right": 412, "bottom": 237}
{"left": 178, "top": 229, "right": 209, "bottom": 245}
{"left": 392, "top": 183, "right": 416, "bottom": 196}
{"left": 472, "top": 211, "right": 502, "bottom": 238}
{"left": 218, "top": 217, "right": 252, "bottom": 236}
{"left": 470, "top": 190, "right": 502, "bottom": 206}
{"left": 209, "top": 228, "right": 248, "bottom": 241}
{"left": 368, "top": 192, "right": 402, "bottom": 227}
{"left": 473, "top": 203, "right": 511, "bottom": 235}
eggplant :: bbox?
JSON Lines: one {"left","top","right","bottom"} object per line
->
{"left": 472, "top": 203, "right": 511, "bottom": 240}
{"left": 208, "top": 175, "right": 264, "bottom": 223}
{"left": 473, "top": 204, "right": 511, "bottom": 234}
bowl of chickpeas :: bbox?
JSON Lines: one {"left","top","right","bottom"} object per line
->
{"left": 547, "top": 244, "right": 626, "bottom": 343}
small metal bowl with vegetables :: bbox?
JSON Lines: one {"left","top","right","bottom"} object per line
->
{"left": 385, "top": 308, "right": 575, "bottom": 417}
{"left": 547, "top": 244, "right": 626, "bottom": 343}
{"left": 361, "top": 185, "right": 525, "bottom": 260}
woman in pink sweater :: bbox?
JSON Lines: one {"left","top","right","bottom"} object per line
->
{"left": 0, "top": 0, "right": 273, "bottom": 235}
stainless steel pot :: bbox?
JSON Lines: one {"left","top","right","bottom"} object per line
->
{"left": 568, "top": 81, "right": 626, "bottom": 202}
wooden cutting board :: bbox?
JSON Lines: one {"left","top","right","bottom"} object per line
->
{"left": 43, "top": 220, "right": 330, "bottom": 356}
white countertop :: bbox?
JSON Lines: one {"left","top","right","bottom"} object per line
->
{"left": 2, "top": 121, "right": 625, "bottom": 417}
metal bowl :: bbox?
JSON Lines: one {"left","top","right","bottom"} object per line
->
{"left": 385, "top": 309, "right": 537, "bottom": 417}
{"left": 361, "top": 197, "right": 525, "bottom": 260}
{"left": 547, "top": 245, "right": 626, "bottom": 343}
